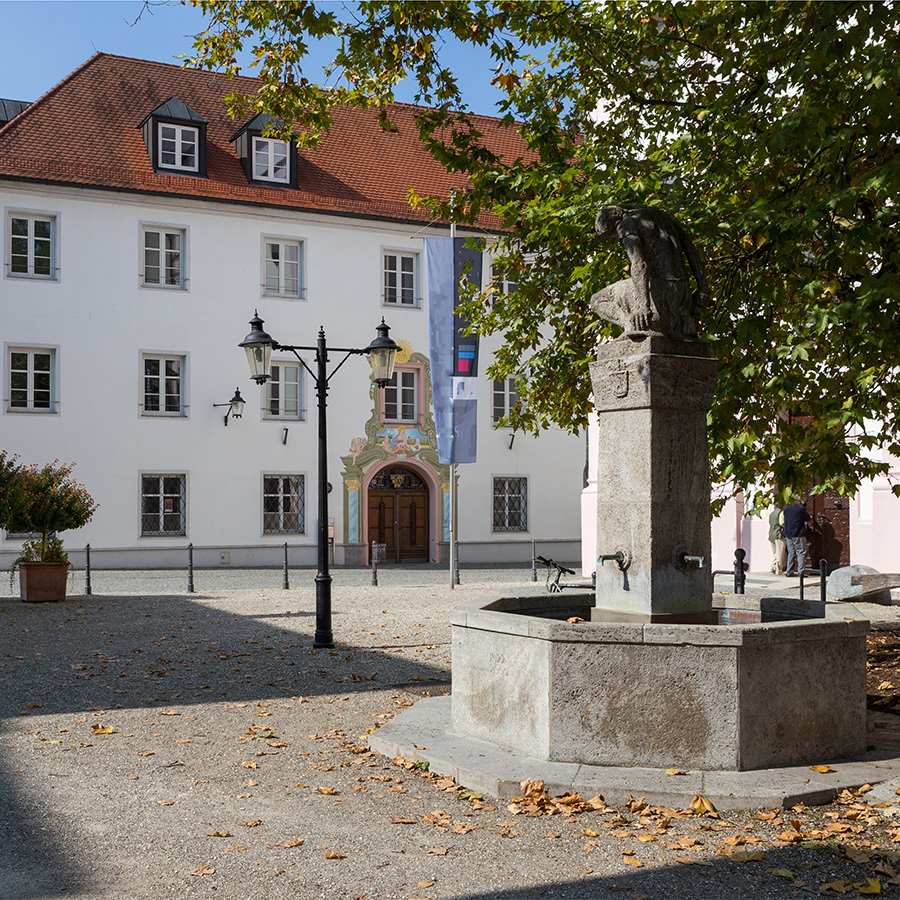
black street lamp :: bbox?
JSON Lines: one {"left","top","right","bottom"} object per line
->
{"left": 240, "top": 312, "right": 399, "bottom": 647}
{"left": 213, "top": 388, "right": 245, "bottom": 426}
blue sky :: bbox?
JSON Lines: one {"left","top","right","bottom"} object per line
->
{"left": 0, "top": 0, "right": 504, "bottom": 115}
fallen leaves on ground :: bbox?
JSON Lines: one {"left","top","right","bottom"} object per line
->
{"left": 506, "top": 780, "right": 606, "bottom": 817}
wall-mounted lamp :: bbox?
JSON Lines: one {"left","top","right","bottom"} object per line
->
{"left": 213, "top": 388, "right": 245, "bottom": 426}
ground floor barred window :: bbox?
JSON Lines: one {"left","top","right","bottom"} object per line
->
{"left": 263, "top": 474, "right": 305, "bottom": 534}
{"left": 492, "top": 476, "right": 527, "bottom": 532}
{"left": 141, "top": 474, "right": 186, "bottom": 536}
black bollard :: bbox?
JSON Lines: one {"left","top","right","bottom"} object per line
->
{"left": 85, "top": 543, "right": 92, "bottom": 596}
{"left": 283, "top": 542, "right": 289, "bottom": 590}
{"left": 820, "top": 559, "right": 828, "bottom": 604}
{"left": 371, "top": 541, "right": 378, "bottom": 587}
{"left": 734, "top": 548, "right": 746, "bottom": 595}
{"left": 531, "top": 540, "right": 537, "bottom": 582}
{"left": 187, "top": 543, "right": 194, "bottom": 593}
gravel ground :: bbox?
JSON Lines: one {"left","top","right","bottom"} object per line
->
{"left": 3, "top": 569, "right": 900, "bottom": 899}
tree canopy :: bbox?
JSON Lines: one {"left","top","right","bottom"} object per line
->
{"left": 190, "top": 0, "right": 900, "bottom": 512}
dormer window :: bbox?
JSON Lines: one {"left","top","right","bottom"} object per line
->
{"left": 232, "top": 113, "right": 298, "bottom": 189}
{"left": 139, "top": 97, "right": 207, "bottom": 178}
{"left": 159, "top": 123, "right": 198, "bottom": 172}
{"left": 253, "top": 137, "right": 289, "bottom": 183}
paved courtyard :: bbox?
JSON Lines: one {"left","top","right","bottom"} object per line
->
{"left": 3, "top": 567, "right": 900, "bottom": 899}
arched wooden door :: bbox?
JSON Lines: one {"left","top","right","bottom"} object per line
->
{"left": 367, "top": 465, "right": 429, "bottom": 562}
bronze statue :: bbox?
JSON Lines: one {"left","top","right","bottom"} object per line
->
{"left": 591, "top": 206, "right": 710, "bottom": 339}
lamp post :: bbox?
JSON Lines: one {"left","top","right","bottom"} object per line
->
{"left": 240, "top": 312, "right": 399, "bottom": 648}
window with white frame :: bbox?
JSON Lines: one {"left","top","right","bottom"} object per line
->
{"left": 264, "top": 362, "right": 305, "bottom": 419}
{"left": 7, "top": 347, "right": 56, "bottom": 412}
{"left": 142, "top": 354, "right": 186, "bottom": 415}
{"left": 158, "top": 123, "right": 198, "bottom": 172}
{"left": 253, "top": 137, "right": 290, "bottom": 183}
{"left": 383, "top": 251, "right": 418, "bottom": 306}
{"left": 141, "top": 474, "right": 186, "bottom": 536}
{"left": 142, "top": 227, "right": 185, "bottom": 288}
{"left": 492, "top": 376, "right": 520, "bottom": 425}
{"left": 383, "top": 368, "right": 418, "bottom": 423}
{"left": 492, "top": 476, "right": 528, "bottom": 532}
{"left": 263, "top": 475, "right": 305, "bottom": 534}
{"left": 263, "top": 238, "right": 303, "bottom": 297}
{"left": 8, "top": 213, "right": 56, "bottom": 278}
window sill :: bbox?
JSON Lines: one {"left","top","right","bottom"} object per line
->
{"left": 5, "top": 407, "right": 58, "bottom": 415}
{"left": 140, "top": 412, "right": 188, "bottom": 418}
{"left": 6, "top": 272, "right": 58, "bottom": 281}
{"left": 382, "top": 301, "right": 422, "bottom": 310}
{"left": 140, "top": 283, "right": 188, "bottom": 291}
{"left": 263, "top": 415, "right": 306, "bottom": 422}
{"left": 155, "top": 166, "right": 204, "bottom": 177}
{"left": 262, "top": 292, "right": 306, "bottom": 301}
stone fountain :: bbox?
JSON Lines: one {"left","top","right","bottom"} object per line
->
{"left": 371, "top": 207, "right": 873, "bottom": 808}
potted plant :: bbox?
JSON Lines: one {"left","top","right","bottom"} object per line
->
{"left": 1, "top": 453, "right": 98, "bottom": 602}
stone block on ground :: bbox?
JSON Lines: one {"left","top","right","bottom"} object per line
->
{"left": 828, "top": 565, "right": 900, "bottom": 605}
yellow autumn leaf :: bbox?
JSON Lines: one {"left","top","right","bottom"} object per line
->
{"left": 729, "top": 851, "right": 765, "bottom": 862}
{"left": 666, "top": 768, "right": 688, "bottom": 776}
{"left": 191, "top": 863, "right": 215, "bottom": 877}
{"left": 324, "top": 850, "right": 346, "bottom": 860}
{"left": 581, "top": 827, "right": 598, "bottom": 837}
{"left": 854, "top": 878, "right": 881, "bottom": 895}
{"left": 156, "top": 800, "right": 174, "bottom": 806}
{"left": 622, "top": 855, "right": 644, "bottom": 868}
{"left": 820, "top": 881, "right": 853, "bottom": 894}
{"left": 240, "top": 761, "right": 257, "bottom": 769}
{"left": 91, "top": 724, "right": 115, "bottom": 734}
{"left": 810, "top": 765, "right": 836, "bottom": 774}
{"left": 316, "top": 787, "right": 337, "bottom": 795}
{"left": 208, "top": 831, "right": 232, "bottom": 838}
{"left": 689, "top": 795, "right": 717, "bottom": 815}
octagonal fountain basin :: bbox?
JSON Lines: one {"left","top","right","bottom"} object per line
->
{"left": 449, "top": 593, "right": 868, "bottom": 772}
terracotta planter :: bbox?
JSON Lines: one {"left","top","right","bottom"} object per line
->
{"left": 19, "top": 561, "right": 69, "bottom": 603}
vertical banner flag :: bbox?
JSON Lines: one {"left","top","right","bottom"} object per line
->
{"left": 425, "top": 236, "right": 482, "bottom": 464}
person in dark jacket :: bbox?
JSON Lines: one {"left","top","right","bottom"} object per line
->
{"left": 783, "top": 498, "right": 811, "bottom": 576}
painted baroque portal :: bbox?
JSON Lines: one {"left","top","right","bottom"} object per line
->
{"left": 340, "top": 347, "right": 450, "bottom": 563}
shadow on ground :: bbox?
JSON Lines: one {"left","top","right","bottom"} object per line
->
{"left": 0, "top": 592, "right": 447, "bottom": 898}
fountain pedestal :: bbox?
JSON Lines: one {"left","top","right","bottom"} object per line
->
{"left": 591, "top": 336, "right": 717, "bottom": 619}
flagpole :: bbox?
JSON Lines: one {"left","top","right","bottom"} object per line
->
{"left": 449, "top": 213, "right": 457, "bottom": 590}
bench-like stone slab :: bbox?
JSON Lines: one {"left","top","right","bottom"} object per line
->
{"left": 828, "top": 565, "right": 900, "bottom": 605}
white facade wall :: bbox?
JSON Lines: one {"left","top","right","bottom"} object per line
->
{"left": 2, "top": 182, "right": 584, "bottom": 568}
{"left": 581, "top": 412, "right": 900, "bottom": 576}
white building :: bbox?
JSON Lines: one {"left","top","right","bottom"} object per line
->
{"left": 0, "top": 54, "right": 583, "bottom": 569}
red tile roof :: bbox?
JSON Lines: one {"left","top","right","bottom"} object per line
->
{"left": 0, "top": 53, "right": 524, "bottom": 229}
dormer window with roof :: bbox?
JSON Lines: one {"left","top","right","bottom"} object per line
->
{"left": 140, "top": 97, "right": 207, "bottom": 177}
{"left": 232, "top": 114, "right": 298, "bottom": 189}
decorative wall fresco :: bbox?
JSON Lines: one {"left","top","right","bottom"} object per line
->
{"left": 340, "top": 347, "right": 451, "bottom": 546}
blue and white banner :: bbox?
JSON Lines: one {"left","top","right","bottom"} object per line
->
{"left": 425, "top": 236, "right": 482, "bottom": 464}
